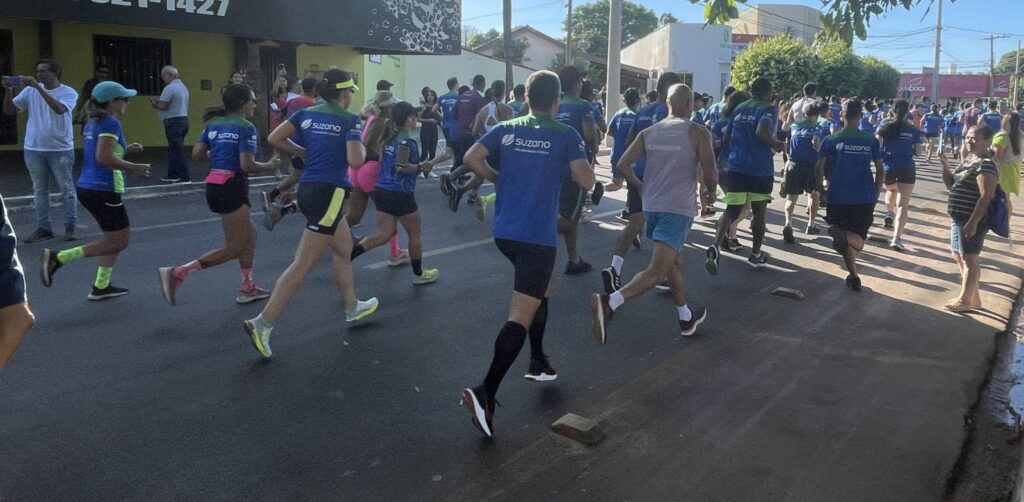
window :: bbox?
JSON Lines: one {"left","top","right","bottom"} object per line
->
{"left": 94, "top": 35, "right": 171, "bottom": 96}
{"left": 678, "top": 72, "right": 694, "bottom": 88}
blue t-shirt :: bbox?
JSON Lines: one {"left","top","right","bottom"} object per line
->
{"left": 439, "top": 91, "right": 459, "bottom": 135}
{"left": 555, "top": 95, "right": 595, "bottom": 137}
{"left": 878, "top": 120, "right": 923, "bottom": 172}
{"left": 608, "top": 107, "right": 637, "bottom": 169}
{"left": 691, "top": 109, "right": 706, "bottom": 124}
{"left": 789, "top": 120, "right": 823, "bottom": 163}
{"left": 78, "top": 114, "right": 127, "bottom": 193}
{"left": 590, "top": 99, "right": 604, "bottom": 121}
{"left": 199, "top": 115, "right": 258, "bottom": 174}
{"left": 981, "top": 111, "right": 1003, "bottom": 132}
{"left": 477, "top": 114, "right": 587, "bottom": 247}
{"left": 376, "top": 132, "right": 421, "bottom": 193}
{"left": 628, "top": 102, "right": 669, "bottom": 178}
{"left": 859, "top": 115, "right": 874, "bottom": 135}
{"left": 508, "top": 100, "right": 524, "bottom": 116}
{"left": 922, "top": 113, "right": 943, "bottom": 135}
{"left": 726, "top": 99, "right": 778, "bottom": 177}
{"left": 944, "top": 112, "right": 961, "bottom": 134}
{"left": 706, "top": 101, "right": 726, "bottom": 126}
{"left": 820, "top": 129, "right": 882, "bottom": 205}
{"left": 829, "top": 103, "right": 843, "bottom": 130}
{"left": 287, "top": 102, "right": 362, "bottom": 187}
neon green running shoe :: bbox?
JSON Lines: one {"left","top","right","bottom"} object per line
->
{"left": 345, "top": 297, "right": 379, "bottom": 322}
{"left": 413, "top": 268, "right": 439, "bottom": 285}
{"left": 243, "top": 318, "right": 272, "bottom": 359}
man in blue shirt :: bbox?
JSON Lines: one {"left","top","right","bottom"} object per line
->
{"left": 922, "top": 104, "right": 944, "bottom": 163}
{"left": 554, "top": 66, "right": 600, "bottom": 274}
{"left": 706, "top": 86, "right": 735, "bottom": 127}
{"left": 438, "top": 77, "right": 459, "bottom": 145}
{"left": 981, "top": 100, "right": 1003, "bottom": 132}
{"left": 707, "top": 76, "right": 784, "bottom": 274}
{"left": 444, "top": 75, "right": 488, "bottom": 211}
{"left": 459, "top": 70, "right": 594, "bottom": 438}
{"left": 782, "top": 103, "right": 824, "bottom": 243}
{"left": 943, "top": 104, "right": 963, "bottom": 159}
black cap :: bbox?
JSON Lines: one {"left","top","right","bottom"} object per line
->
{"left": 376, "top": 79, "right": 393, "bottom": 91}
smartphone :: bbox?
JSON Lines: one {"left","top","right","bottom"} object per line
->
{"left": 396, "top": 144, "right": 411, "bottom": 167}
{"left": 2, "top": 76, "right": 21, "bottom": 86}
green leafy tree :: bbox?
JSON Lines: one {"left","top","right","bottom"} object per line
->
{"left": 731, "top": 35, "right": 818, "bottom": 99}
{"left": 995, "top": 49, "right": 1024, "bottom": 103}
{"left": 493, "top": 37, "right": 530, "bottom": 65}
{"left": 859, "top": 56, "right": 900, "bottom": 99}
{"left": 660, "top": 13, "right": 679, "bottom": 25}
{"left": 467, "top": 28, "right": 501, "bottom": 49}
{"left": 814, "top": 39, "right": 865, "bottom": 98}
{"left": 566, "top": 0, "right": 659, "bottom": 59}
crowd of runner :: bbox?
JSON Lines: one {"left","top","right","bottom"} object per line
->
{"left": 0, "top": 61, "right": 1017, "bottom": 438}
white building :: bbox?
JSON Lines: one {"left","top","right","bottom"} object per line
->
{"left": 621, "top": 23, "right": 733, "bottom": 99}
{"left": 474, "top": 25, "right": 565, "bottom": 71}
{"left": 401, "top": 48, "right": 534, "bottom": 105}
{"left": 730, "top": 4, "right": 822, "bottom": 46}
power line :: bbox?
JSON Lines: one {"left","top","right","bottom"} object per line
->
{"left": 462, "top": 0, "right": 563, "bottom": 22}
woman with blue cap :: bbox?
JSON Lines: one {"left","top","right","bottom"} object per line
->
{"left": 40, "top": 81, "right": 151, "bottom": 300}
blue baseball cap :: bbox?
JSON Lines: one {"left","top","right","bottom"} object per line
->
{"left": 92, "top": 81, "right": 137, "bottom": 104}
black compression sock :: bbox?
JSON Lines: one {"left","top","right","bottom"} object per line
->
{"left": 351, "top": 243, "right": 366, "bottom": 261}
{"left": 483, "top": 321, "right": 528, "bottom": 399}
{"left": 412, "top": 258, "right": 423, "bottom": 276}
{"left": 528, "top": 298, "right": 549, "bottom": 361}
{"left": 268, "top": 188, "right": 281, "bottom": 201}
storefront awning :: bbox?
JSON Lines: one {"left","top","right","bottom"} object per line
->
{"left": 6, "top": 0, "right": 461, "bottom": 55}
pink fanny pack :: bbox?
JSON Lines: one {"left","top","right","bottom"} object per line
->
{"left": 205, "top": 169, "right": 237, "bottom": 185}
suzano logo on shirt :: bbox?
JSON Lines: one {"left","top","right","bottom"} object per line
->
{"left": 836, "top": 142, "right": 872, "bottom": 154}
{"left": 501, "top": 133, "right": 515, "bottom": 146}
{"left": 301, "top": 119, "right": 342, "bottom": 133}
{"left": 210, "top": 131, "right": 239, "bottom": 141}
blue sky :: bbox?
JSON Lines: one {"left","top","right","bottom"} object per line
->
{"left": 461, "top": 0, "right": 1024, "bottom": 73}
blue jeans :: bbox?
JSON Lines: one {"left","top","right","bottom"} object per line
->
{"left": 164, "top": 117, "right": 190, "bottom": 181}
{"left": 24, "top": 149, "right": 77, "bottom": 230}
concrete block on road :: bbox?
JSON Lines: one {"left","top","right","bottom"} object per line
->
{"left": 550, "top": 413, "right": 605, "bottom": 445}
{"left": 772, "top": 287, "right": 805, "bottom": 300}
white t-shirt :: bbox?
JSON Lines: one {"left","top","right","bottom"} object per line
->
{"left": 158, "top": 78, "right": 190, "bottom": 120}
{"left": 790, "top": 96, "right": 819, "bottom": 123}
{"left": 13, "top": 83, "right": 78, "bottom": 152}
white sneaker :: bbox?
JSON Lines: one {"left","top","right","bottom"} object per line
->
{"left": 346, "top": 297, "right": 379, "bottom": 322}
{"left": 388, "top": 249, "right": 410, "bottom": 267}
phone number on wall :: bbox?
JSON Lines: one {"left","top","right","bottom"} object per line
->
{"left": 90, "top": 0, "right": 230, "bottom": 17}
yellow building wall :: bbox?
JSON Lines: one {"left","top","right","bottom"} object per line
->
{"left": 363, "top": 54, "right": 406, "bottom": 103}
{"left": 1, "top": 17, "right": 41, "bottom": 152}
{"left": 295, "top": 45, "right": 365, "bottom": 110}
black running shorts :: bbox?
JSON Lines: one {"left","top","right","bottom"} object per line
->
{"left": 559, "top": 177, "right": 586, "bottom": 221}
{"left": 371, "top": 188, "right": 418, "bottom": 217}
{"left": 626, "top": 179, "right": 643, "bottom": 215}
{"left": 0, "top": 194, "right": 27, "bottom": 308}
{"left": 298, "top": 182, "right": 348, "bottom": 235}
{"left": 783, "top": 160, "right": 818, "bottom": 196}
{"left": 495, "top": 238, "right": 556, "bottom": 300}
{"left": 884, "top": 169, "right": 916, "bottom": 185}
{"left": 825, "top": 203, "right": 875, "bottom": 240}
{"left": 77, "top": 188, "right": 129, "bottom": 232}
{"left": 205, "top": 174, "right": 251, "bottom": 214}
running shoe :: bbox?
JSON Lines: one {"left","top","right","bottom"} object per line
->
{"left": 591, "top": 182, "right": 604, "bottom": 205}
{"left": 24, "top": 227, "right": 54, "bottom": 244}
{"left": 263, "top": 202, "right": 284, "bottom": 232}
{"left": 236, "top": 285, "right": 271, "bottom": 304}
{"left": 259, "top": 190, "right": 272, "bottom": 211}
{"left": 828, "top": 225, "right": 849, "bottom": 256}
{"left": 747, "top": 252, "right": 770, "bottom": 269}
{"left": 158, "top": 267, "right": 182, "bottom": 306}
{"left": 460, "top": 386, "right": 495, "bottom": 438}
{"left": 616, "top": 210, "right": 629, "bottom": 222}
{"left": 243, "top": 318, "right": 272, "bottom": 359}
{"left": 345, "top": 297, "right": 379, "bottom": 322}
{"left": 783, "top": 225, "right": 795, "bottom": 244}
{"left": 413, "top": 268, "right": 439, "bottom": 285}
{"left": 439, "top": 173, "right": 452, "bottom": 195}
{"left": 448, "top": 188, "right": 463, "bottom": 212}
{"left": 723, "top": 238, "right": 744, "bottom": 253}
{"left": 845, "top": 274, "right": 862, "bottom": 292}
{"left": 883, "top": 213, "right": 895, "bottom": 229}
{"left": 564, "top": 258, "right": 593, "bottom": 275}
{"left": 388, "top": 249, "right": 411, "bottom": 267}
{"left": 679, "top": 306, "right": 708, "bottom": 336}
{"left": 654, "top": 280, "right": 672, "bottom": 292}
{"left": 588, "top": 293, "right": 612, "bottom": 344}
{"left": 890, "top": 238, "right": 904, "bottom": 252}
{"left": 87, "top": 285, "right": 129, "bottom": 301}
{"left": 705, "top": 246, "right": 720, "bottom": 276}
{"left": 601, "top": 267, "right": 621, "bottom": 294}
{"left": 40, "top": 248, "right": 62, "bottom": 287}
{"left": 632, "top": 234, "right": 642, "bottom": 249}
{"left": 805, "top": 225, "right": 820, "bottom": 235}
{"left": 524, "top": 358, "right": 558, "bottom": 382}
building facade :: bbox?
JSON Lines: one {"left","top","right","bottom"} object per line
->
{"left": 0, "top": 0, "right": 461, "bottom": 151}
{"left": 621, "top": 23, "right": 733, "bottom": 99}
{"left": 729, "top": 4, "right": 822, "bottom": 46}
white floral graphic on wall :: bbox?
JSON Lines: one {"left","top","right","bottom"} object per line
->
{"left": 368, "top": 0, "right": 460, "bottom": 53}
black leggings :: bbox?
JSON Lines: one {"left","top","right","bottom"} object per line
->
{"left": 420, "top": 124, "right": 438, "bottom": 161}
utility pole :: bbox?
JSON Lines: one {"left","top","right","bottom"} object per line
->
{"left": 605, "top": 0, "right": 623, "bottom": 141}
{"left": 1015, "top": 40, "right": 1021, "bottom": 107}
{"left": 566, "top": 0, "right": 573, "bottom": 66}
{"left": 986, "top": 34, "right": 1010, "bottom": 97}
{"left": 502, "top": 0, "right": 513, "bottom": 101}
{"left": 930, "top": 0, "right": 941, "bottom": 104}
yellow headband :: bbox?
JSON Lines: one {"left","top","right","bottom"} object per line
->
{"left": 335, "top": 80, "right": 359, "bottom": 91}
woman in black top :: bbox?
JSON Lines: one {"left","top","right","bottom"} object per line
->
{"left": 419, "top": 89, "right": 441, "bottom": 162}
{"left": 939, "top": 125, "right": 999, "bottom": 313}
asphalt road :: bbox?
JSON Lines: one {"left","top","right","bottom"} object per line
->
{"left": 1, "top": 156, "right": 1020, "bottom": 501}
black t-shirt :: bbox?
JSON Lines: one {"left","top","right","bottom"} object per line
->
{"left": 948, "top": 156, "right": 999, "bottom": 223}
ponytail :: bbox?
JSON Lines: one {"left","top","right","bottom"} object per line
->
{"left": 381, "top": 102, "right": 417, "bottom": 149}
{"left": 1006, "top": 112, "right": 1021, "bottom": 157}
{"left": 204, "top": 83, "right": 252, "bottom": 122}
{"left": 878, "top": 99, "right": 910, "bottom": 141}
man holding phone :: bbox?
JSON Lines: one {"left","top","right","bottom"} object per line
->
{"left": 150, "top": 65, "right": 190, "bottom": 183}
{"left": 2, "top": 59, "right": 80, "bottom": 243}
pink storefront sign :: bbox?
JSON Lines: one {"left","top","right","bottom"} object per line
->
{"left": 898, "top": 73, "right": 1011, "bottom": 98}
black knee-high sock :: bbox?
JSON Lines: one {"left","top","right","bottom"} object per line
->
{"left": 411, "top": 258, "right": 423, "bottom": 276}
{"left": 483, "top": 321, "right": 528, "bottom": 399}
{"left": 528, "top": 298, "right": 549, "bottom": 361}
{"left": 350, "top": 243, "right": 366, "bottom": 261}
{"left": 268, "top": 187, "right": 281, "bottom": 201}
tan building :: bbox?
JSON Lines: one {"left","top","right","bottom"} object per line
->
{"left": 729, "top": 4, "right": 822, "bottom": 46}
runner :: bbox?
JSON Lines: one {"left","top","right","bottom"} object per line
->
{"left": 706, "top": 76, "right": 783, "bottom": 274}
{"left": 458, "top": 70, "right": 594, "bottom": 437}
{"left": 590, "top": 83, "right": 717, "bottom": 342}
{"left": 828, "top": 96, "right": 842, "bottom": 134}
{"left": 464, "top": 80, "right": 515, "bottom": 220}
{"left": 710, "top": 89, "right": 752, "bottom": 253}
{"left": 816, "top": 98, "right": 883, "bottom": 292}
{"left": 962, "top": 99, "right": 984, "bottom": 145}
{"left": 940, "top": 125, "right": 999, "bottom": 312}
{"left": 240, "top": 69, "right": 379, "bottom": 359}
{"left": 922, "top": 104, "right": 944, "bottom": 162}
{"left": 600, "top": 88, "right": 644, "bottom": 293}
{"left": 0, "top": 194, "right": 34, "bottom": 372}
{"left": 438, "top": 77, "right": 460, "bottom": 151}
{"left": 260, "top": 77, "right": 318, "bottom": 231}
{"left": 158, "top": 84, "right": 277, "bottom": 305}
{"left": 603, "top": 87, "right": 640, "bottom": 193}
{"left": 706, "top": 85, "right": 735, "bottom": 128}
{"left": 554, "top": 66, "right": 600, "bottom": 274}
{"left": 943, "top": 104, "right": 963, "bottom": 159}
{"left": 442, "top": 75, "right": 488, "bottom": 210}
{"left": 349, "top": 101, "right": 440, "bottom": 284}
{"left": 992, "top": 112, "right": 1021, "bottom": 219}
{"left": 981, "top": 100, "right": 1003, "bottom": 132}
{"left": 507, "top": 84, "right": 526, "bottom": 116}
{"left": 782, "top": 102, "right": 825, "bottom": 242}
{"left": 859, "top": 101, "right": 877, "bottom": 134}
{"left": 41, "top": 81, "right": 150, "bottom": 300}
{"left": 876, "top": 99, "right": 923, "bottom": 251}
{"left": 786, "top": 83, "right": 819, "bottom": 127}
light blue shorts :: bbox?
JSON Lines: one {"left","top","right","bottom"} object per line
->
{"left": 644, "top": 211, "right": 693, "bottom": 252}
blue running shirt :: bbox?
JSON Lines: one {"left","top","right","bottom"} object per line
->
{"left": 628, "top": 102, "right": 669, "bottom": 178}
{"left": 922, "top": 113, "right": 943, "bottom": 135}
{"left": 981, "top": 111, "right": 1003, "bottom": 132}
{"left": 288, "top": 102, "right": 361, "bottom": 187}
{"left": 477, "top": 114, "right": 587, "bottom": 247}
{"left": 878, "top": 120, "right": 923, "bottom": 172}
{"left": 439, "top": 91, "right": 459, "bottom": 137}
{"left": 199, "top": 115, "right": 258, "bottom": 174}
{"left": 376, "top": 132, "right": 421, "bottom": 193}
{"left": 555, "top": 95, "right": 595, "bottom": 137}
{"left": 789, "top": 120, "right": 823, "bottom": 163}
{"left": 726, "top": 99, "right": 778, "bottom": 177}
{"left": 829, "top": 103, "right": 843, "bottom": 130}
{"left": 78, "top": 114, "right": 127, "bottom": 193}
{"left": 820, "top": 129, "right": 882, "bottom": 205}
{"left": 608, "top": 107, "right": 637, "bottom": 169}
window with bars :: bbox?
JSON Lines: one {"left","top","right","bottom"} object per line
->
{"left": 94, "top": 35, "right": 171, "bottom": 96}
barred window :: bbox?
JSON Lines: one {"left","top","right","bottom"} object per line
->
{"left": 94, "top": 35, "right": 171, "bottom": 96}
